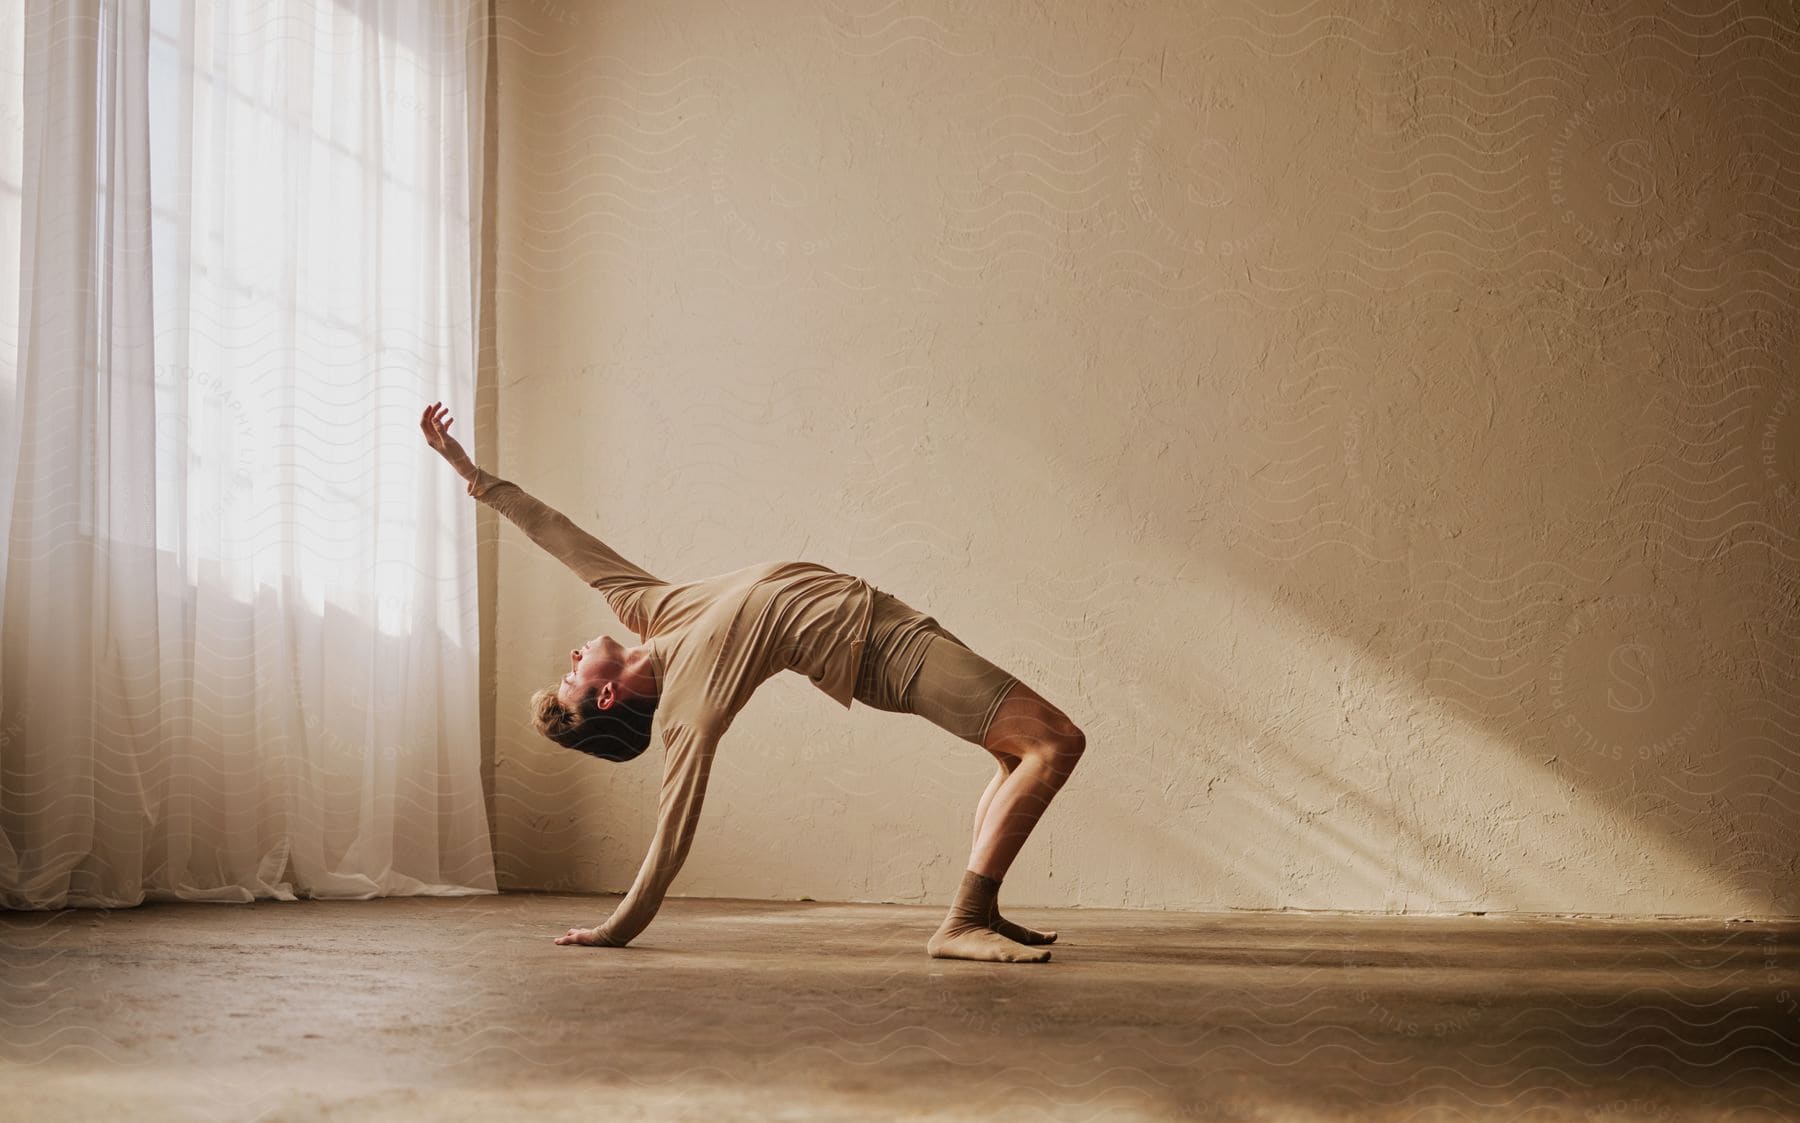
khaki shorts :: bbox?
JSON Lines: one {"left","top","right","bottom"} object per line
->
{"left": 852, "top": 587, "right": 1020, "bottom": 746}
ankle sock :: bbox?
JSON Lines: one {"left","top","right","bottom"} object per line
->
{"left": 947, "top": 868, "right": 1000, "bottom": 930}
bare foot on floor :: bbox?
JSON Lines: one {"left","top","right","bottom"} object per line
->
{"left": 928, "top": 922, "right": 1052, "bottom": 963}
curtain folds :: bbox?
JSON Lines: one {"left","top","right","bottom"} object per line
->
{"left": 0, "top": 0, "right": 495, "bottom": 907}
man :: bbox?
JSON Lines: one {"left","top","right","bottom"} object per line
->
{"left": 421, "top": 402, "right": 1085, "bottom": 962}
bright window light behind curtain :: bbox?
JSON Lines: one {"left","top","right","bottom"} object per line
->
{"left": 0, "top": 0, "right": 495, "bottom": 906}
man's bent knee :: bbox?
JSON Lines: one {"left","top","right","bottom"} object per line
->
{"left": 981, "top": 681, "right": 1083, "bottom": 761}
{"left": 1047, "top": 726, "right": 1085, "bottom": 772}
{"left": 1061, "top": 726, "right": 1086, "bottom": 760}
{"left": 1010, "top": 722, "right": 1084, "bottom": 774}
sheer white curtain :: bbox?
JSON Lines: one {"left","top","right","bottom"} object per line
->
{"left": 0, "top": 0, "right": 495, "bottom": 907}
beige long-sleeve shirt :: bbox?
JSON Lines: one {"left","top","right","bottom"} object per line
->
{"left": 467, "top": 467, "right": 872, "bottom": 945}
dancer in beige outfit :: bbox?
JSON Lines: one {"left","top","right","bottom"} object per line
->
{"left": 422, "top": 403, "right": 1085, "bottom": 962}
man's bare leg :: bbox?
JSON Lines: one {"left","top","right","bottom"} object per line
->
{"left": 928, "top": 682, "right": 1085, "bottom": 963}
{"left": 970, "top": 681, "right": 1085, "bottom": 878}
{"left": 969, "top": 756, "right": 1057, "bottom": 945}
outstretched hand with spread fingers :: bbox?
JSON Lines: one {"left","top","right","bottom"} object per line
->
{"left": 419, "top": 401, "right": 477, "bottom": 481}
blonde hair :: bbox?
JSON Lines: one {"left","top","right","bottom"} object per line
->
{"left": 529, "top": 684, "right": 588, "bottom": 746}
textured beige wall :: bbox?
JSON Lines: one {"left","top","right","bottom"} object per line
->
{"left": 482, "top": 0, "right": 1799, "bottom": 917}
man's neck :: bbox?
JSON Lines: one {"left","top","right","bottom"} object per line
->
{"left": 626, "top": 642, "right": 662, "bottom": 700}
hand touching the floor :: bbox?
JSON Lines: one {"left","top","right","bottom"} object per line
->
{"left": 419, "top": 401, "right": 478, "bottom": 483}
{"left": 553, "top": 926, "right": 618, "bottom": 947}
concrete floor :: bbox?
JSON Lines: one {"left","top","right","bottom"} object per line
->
{"left": 1, "top": 895, "right": 1796, "bottom": 1123}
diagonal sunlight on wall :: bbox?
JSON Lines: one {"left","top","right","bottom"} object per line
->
{"left": 477, "top": 319, "right": 1751, "bottom": 918}
{"left": 929, "top": 402, "right": 1749, "bottom": 919}
{"left": 483, "top": 0, "right": 1797, "bottom": 919}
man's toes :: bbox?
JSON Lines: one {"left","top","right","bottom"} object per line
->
{"left": 992, "top": 916, "right": 1057, "bottom": 945}
{"left": 928, "top": 924, "right": 1052, "bottom": 963}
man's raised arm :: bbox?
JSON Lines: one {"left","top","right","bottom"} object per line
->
{"left": 418, "top": 402, "right": 663, "bottom": 630}
{"left": 466, "top": 465, "right": 664, "bottom": 633}
{"left": 569, "top": 719, "right": 720, "bottom": 947}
